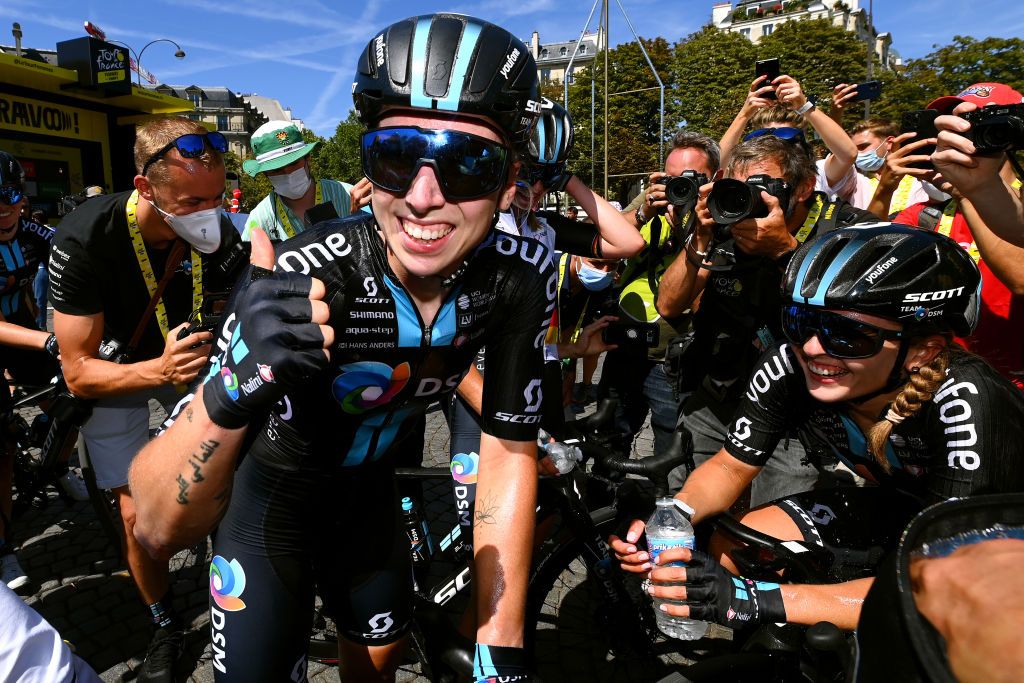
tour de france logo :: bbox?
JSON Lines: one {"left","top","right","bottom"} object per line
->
{"left": 210, "top": 555, "right": 247, "bottom": 612}
{"left": 332, "top": 361, "right": 410, "bottom": 414}
{"left": 450, "top": 452, "right": 479, "bottom": 485}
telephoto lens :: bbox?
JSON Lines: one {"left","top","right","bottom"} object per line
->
{"left": 964, "top": 104, "right": 1024, "bottom": 154}
{"left": 707, "top": 178, "right": 765, "bottom": 225}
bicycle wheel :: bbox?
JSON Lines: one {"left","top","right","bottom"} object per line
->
{"left": 527, "top": 506, "right": 691, "bottom": 682}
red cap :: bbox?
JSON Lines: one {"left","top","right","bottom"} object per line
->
{"left": 927, "top": 83, "right": 1024, "bottom": 114}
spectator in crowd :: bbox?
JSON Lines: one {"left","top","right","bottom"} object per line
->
{"left": 30, "top": 209, "right": 50, "bottom": 330}
{"left": 933, "top": 88, "right": 1024, "bottom": 249}
{"left": 566, "top": 205, "right": 579, "bottom": 221}
{"left": 242, "top": 121, "right": 372, "bottom": 241}
{"left": 720, "top": 74, "right": 857, "bottom": 202}
{"left": 831, "top": 117, "right": 929, "bottom": 213}
{"left": 602, "top": 131, "right": 719, "bottom": 459}
{"left": 887, "top": 83, "right": 1024, "bottom": 388}
{"left": 49, "top": 117, "right": 248, "bottom": 682}
{"left": 657, "top": 134, "right": 876, "bottom": 500}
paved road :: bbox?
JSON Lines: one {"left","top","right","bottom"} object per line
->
{"left": 10, "top": 360, "right": 658, "bottom": 682}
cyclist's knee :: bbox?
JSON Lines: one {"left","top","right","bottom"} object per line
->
{"left": 709, "top": 504, "right": 804, "bottom": 574}
{"left": 338, "top": 633, "right": 409, "bottom": 681}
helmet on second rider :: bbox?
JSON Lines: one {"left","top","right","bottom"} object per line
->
{"left": 351, "top": 13, "right": 540, "bottom": 146}
{"left": 0, "top": 151, "right": 25, "bottom": 189}
{"left": 783, "top": 222, "right": 981, "bottom": 337}
{"left": 527, "top": 98, "right": 573, "bottom": 166}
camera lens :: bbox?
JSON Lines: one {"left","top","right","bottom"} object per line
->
{"left": 707, "top": 178, "right": 757, "bottom": 224}
{"left": 663, "top": 176, "right": 698, "bottom": 207}
{"left": 975, "top": 116, "right": 1024, "bottom": 153}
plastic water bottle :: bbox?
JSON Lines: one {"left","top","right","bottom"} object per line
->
{"left": 646, "top": 498, "right": 709, "bottom": 640}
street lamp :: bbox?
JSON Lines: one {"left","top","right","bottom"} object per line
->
{"left": 108, "top": 38, "right": 186, "bottom": 85}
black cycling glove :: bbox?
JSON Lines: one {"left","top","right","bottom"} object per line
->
{"left": 473, "top": 644, "right": 531, "bottom": 682}
{"left": 683, "top": 550, "right": 787, "bottom": 628}
{"left": 202, "top": 271, "right": 327, "bottom": 429}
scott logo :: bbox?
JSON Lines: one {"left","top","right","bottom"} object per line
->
{"left": 904, "top": 286, "right": 964, "bottom": 303}
{"left": 366, "top": 612, "right": 394, "bottom": 637}
{"left": 733, "top": 416, "right": 752, "bottom": 441}
{"left": 523, "top": 379, "right": 542, "bottom": 413}
{"left": 363, "top": 276, "right": 378, "bottom": 296}
{"left": 809, "top": 504, "right": 836, "bottom": 526}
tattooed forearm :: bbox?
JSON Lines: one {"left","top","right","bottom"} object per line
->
{"left": 212, "top": 484, "right": 232, "bottom": 524}
{"left": 475, "top": 494, "right": 498, "bottom": 526}
{"left": 185, "top": 406, "right": 194, "bottom": 423}
{"left": 175, "top": 440, "right": 221, "bottom": 504}
{"left": 176, "top": 474, "right": 189, "bottom": 504}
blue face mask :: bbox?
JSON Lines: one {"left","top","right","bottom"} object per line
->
{"left": 577, "top": 259, "right": 613, "bottom": 291}
{"left": 855, "top": 140, "right": 888, "bottom": 173}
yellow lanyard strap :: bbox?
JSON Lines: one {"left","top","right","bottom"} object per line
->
{"left": 126, "top": 190, "right": 204, "bottom": 339}
{"left": 274, "top": 179, "right": 324, "bottom": 238}
{"left": 793, "top": 195, "right": 825, "bottom": 244}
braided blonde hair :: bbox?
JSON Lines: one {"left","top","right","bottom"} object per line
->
{"left": 866, "top": 348, "right": 951, "bottom": 472}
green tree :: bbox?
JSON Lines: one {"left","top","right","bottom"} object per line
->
{"left": 314, "top": 110, "right": 364, "bottom": 185}
{"left": 671, "top": 26, "right": 756, "bottom": 140}
{"left": 223, "top": 151, "right": 270, "bottom": 213}
{"left": 871, "top": 36, "right": 1024, "bottom": 123}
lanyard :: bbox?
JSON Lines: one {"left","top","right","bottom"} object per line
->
{"left": 793, "top": 194, "right": 825, "bottom": 244}
{"left": 126, "top": 190, "right": 203, "bottom": 340}
{"left": 274, "top": 179, "right": 323, "bottom": 238}
{"left": 867, "top": 175, "right": 916, "bottom": 214}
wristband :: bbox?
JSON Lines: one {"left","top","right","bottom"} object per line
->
{"left": 473, "top": 644, "right": 530, "bottom": 682}
{"left": 44, "top": 333, "right": 60, "bottom": 359}
{"left": 795, "top": 100, "right": 815, "bottom": 116}
{"left": 635, "top": 204, "right": 648, "bottom": 226}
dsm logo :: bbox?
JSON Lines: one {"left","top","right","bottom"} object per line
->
{"left": 210, "top": 555, "right": 247, "bottom": 612}
{"left": 333, "top": 361, "right": 410, "bottom": 414}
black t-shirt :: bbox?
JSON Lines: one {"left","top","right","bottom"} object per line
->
{"left": 725, "top": 342, "right": 1024, "bottom": 504}
{"left": 693, "top": 193, "right": 877, "bottom": 385}
{"left": 49, "top": 191, "right": 246, "bottom": 361}
{"left": 0, "top": 217, "right": 53, "bottom": 327}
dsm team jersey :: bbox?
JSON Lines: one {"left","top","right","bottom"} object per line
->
{"left": 0, "top": 217, "right": 53, "bottom": 322}
{"left": 725, "top": 342, "right": 1024, "bottom": 504}
{"left": 208, "top": 214, "right": 555, "bottom": 471}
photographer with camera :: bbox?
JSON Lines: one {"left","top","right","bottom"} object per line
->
{"left": 885, "top": 84, "right": 1024, "bottom": 389}
{"left": 600, "top": 131, "right": 719, "bottom": 460}
{"left": 932, "top": 84, "right": 1024, "bottom": 249}
{"left": 48, "top": 117, "right": 247, "bottom": 681}
{"left": 719, "top": 73, "right": 858, "bottom": 200}
{"left": 657, "top": 134, "right": 875, "bottom": 501}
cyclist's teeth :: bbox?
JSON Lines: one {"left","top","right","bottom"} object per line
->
{"left": 403, "top": 221, "right": 453, "bottom": 241}
{"left": 809, "top": 361, "right": 848, "bottom": 377}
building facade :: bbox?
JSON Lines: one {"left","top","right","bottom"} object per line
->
{"left": 149, "top": 85, "right": 268, "bottom": 159}
{"left": 711, "top": 0, "right": 898, "bottom": 68}
{"left": 526, "top": 29, "right": 606, "bottom": 85}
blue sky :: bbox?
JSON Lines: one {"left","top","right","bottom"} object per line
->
{"left": 2, "top": 0, "right": 1022, "bottom": 136}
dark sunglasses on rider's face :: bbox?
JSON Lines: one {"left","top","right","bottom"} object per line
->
{"left": 141, "top": 132, "right": 229, "bottom": 177}
{"left": 0, "top": 185, "right": 24, "bottom": 206}
{"left": 744, "top": 127, "right": 806, "bottom": 142}
{"left": 360, "top": 127, "right": 509, "bottom": 201}
{"left": 781, "top": 304, "right": 904, "bottom": 359}
{"left": 523, "top": 163, "right": 570, "bottom": 190}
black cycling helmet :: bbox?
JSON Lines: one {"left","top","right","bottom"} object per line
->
{"left": 527, "top": 97, "right": 573, "bottom": 165}
{"left": 0, "top": 151, "right": 25, "bottom": 188}
{"left": 783, "top": 223, "right": 981, "bottom": 337}
{"left": 352, "top": 14, "right": 540, "bottom": 145}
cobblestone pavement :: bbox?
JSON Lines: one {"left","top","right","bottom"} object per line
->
{"left": 10, "top": 359, "right": 659, "bottom": 682}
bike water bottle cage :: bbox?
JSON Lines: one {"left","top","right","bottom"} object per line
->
{"left": 142, "top": 132, "right": 229, "bottom": 176}
{"left": 781, "top": 304, "right": 904, "bottom": 359}
{"left": 0, "top": 185, "right": 23, "bottom": 205}
{"left": 361, "top": 127, "right": 510, "bottom": 201}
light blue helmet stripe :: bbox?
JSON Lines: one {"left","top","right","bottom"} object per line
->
{"left": 789, "top": 240, "right": 820, "bottom": 304}
{"left": 536, "top": 114, "right": 547, "bottom": 161}
{"left": 409, "top": 19, "right": 432, "bottom": 109}
{"left": 551, "top": 116, "right": 563, "bottom": 162}
{"left": 808, "top": 240, "right": 866, "bottom": 307}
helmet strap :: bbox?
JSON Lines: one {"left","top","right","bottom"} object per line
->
{"left": 850, "top": 340, "right": 910, "bottom": 405}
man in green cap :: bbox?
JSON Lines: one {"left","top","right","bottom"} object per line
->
{"left": 242, "top": 120, "right": 371, "bottom": 241}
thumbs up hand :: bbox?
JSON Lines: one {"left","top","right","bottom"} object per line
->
{"left": 201, "top": 227, "right": 333, "bottom": 429}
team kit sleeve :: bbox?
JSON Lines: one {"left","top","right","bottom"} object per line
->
{"left": 480, "top": 241, "right": 558, "bottom": 442}
{"left": 723, "top": 343, "right": 802, "bottom": 467}
{"left": 47, "top": 230, "right": 104, "bottom": 316}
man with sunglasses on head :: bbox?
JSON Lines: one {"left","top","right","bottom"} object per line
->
{"left": 241, "top": 121, "right": 372, "bottom": 242}
{"left": 129, "top": 14, "right": 556, "bottom": 681}
{"left": 657, "top": 134, "right": 875, "bottom": 503}
{"left": 48, "top": 117, "right": 246, "bottom": 682}
{"left": 614, "top": 224, "right": 1024, "bottom": 634}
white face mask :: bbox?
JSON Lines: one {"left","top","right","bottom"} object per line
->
{"left": 920, "top": 180, "right": 952, "bottom": 203}
{"left": 269, "top": 166, "right": 312, "bottom": 199}
{"left": 151, "top": 200, "right": 223, "bottom": 253}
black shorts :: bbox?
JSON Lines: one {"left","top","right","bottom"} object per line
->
{"left": 209, "top": 456, "right": 412, "bottom": 682}
{"left": 774, "top": 486, "right": 922, "bottom": 581}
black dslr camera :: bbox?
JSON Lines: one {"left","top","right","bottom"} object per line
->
{"left": 706, "top": 174, "right": 792, "bottom": 240}
{"left": 962, "top": 104, "right": 1024, "bottom": 153}
{"left": 657, "top": 170, "right": 709, "bottom": 215}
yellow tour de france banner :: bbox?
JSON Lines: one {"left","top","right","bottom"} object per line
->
{"left": 0, "top": 93, "right": 109, "bottom": 143}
